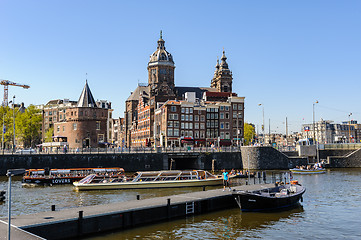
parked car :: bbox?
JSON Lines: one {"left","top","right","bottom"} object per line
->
{"left": 15, "top": 148, "right": 36, "bottom": 154}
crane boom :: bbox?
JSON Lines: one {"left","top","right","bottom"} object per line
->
{"left": 0, "top": 79, "right": 30, "bottom": 106}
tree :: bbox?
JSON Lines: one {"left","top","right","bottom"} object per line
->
{"left": 44, "top": 126, "right": 54, "bottom": 143}
{"left": 16, "top": 105, "right": 42, "bottom": 147}
{"left": 244, "top": 123, "right": 255, "bottom": 145}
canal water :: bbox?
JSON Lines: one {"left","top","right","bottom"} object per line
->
{"left": 1, "top": 169, "right": 361, "bottom": 239}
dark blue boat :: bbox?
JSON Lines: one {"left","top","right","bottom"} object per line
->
{"left": 233, "top": 182, "right": 305, "bottom": 212}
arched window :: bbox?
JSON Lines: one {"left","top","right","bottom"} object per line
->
{"left": 161, "top": 53, "right": 167, "bottom": 60}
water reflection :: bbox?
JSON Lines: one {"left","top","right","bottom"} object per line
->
{"left": 86, "top": 206, "right": 304, "bottom": 240}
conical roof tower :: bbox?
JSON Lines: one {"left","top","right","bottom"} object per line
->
{"left": 77, "top": 80, "right": 96, "bottom": 107}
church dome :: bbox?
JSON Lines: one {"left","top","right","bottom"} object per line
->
{"left": 148, "top": 31, "right": 174, "bottom": 67}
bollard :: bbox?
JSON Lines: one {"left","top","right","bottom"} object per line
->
{"left": 167, "top": 198, "right": 171, "bottom": 219}
{"left": 137, "top": 195, "right": 140, "bottom": 200}
{"left": 78, "top": 211, "right": 83, "bottom": 236}
{"left": 203, "top": 186, "right": 206, "bottom": 191}
{"left": 0, "top": 190, "right": 5, "bottom": 201}
{"left": 51, "top": 205, "right": 56, "bottom": 211}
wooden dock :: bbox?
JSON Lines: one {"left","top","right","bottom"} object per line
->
{"left": 0, "top": 183, "right": 274, "bottom": 240}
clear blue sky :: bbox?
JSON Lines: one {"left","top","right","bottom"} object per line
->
{"left": 1, "top": 0, "right": 360, "bottom": 134}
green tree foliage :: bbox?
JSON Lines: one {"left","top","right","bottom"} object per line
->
{"left": 44, "top": 126, "right": 54, "bottom": 143}
{"left": 244, "top": 123, "right": 255, "bottom": 145}
{"left": 0, "top": 105, "right": 42, "bottom": 148}
{"left": 16, "top": 105, "right": 42, "bottom": 147}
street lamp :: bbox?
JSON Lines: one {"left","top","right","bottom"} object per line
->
{"left": 258, "top": 104, "right": 264, "bottom": 145}
{"left": 313, "top": 100, "right": 319, "bottom": 162}
{"left": 12, "top": 96, "right": 15, "bottom": 152}
{"left": 236, "top": 112, "right": 242, "bottom": 147}
{"left": 6, "top": 168, "right": 26, "bottom": 240}
{"left": 348, "top": 113, "right": 352, "bottom": 143}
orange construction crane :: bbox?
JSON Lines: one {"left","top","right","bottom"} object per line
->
{"left": 0, "top": 79, "right": 30, "bottom": 106}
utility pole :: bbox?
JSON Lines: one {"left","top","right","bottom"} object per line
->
{"left": 286, "top": 117, "right": 288, "bottom": 147}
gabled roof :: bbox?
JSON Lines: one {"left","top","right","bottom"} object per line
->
{"left": 126, "top": 85, "right": 150, "bottom": 101}
{"left": 77, "top": 81, "right": 96, "bottom": 107}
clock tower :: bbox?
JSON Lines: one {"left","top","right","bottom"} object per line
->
{"left": 148, "top": 31, "right": 175, "bottom": 99}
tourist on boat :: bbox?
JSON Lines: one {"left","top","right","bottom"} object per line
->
{"left": 222, "top": 169, "right": 231, "bottom": 192}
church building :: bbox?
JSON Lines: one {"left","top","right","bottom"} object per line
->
{"left": 124, "top": 32, "right": 244, "bottom": 148}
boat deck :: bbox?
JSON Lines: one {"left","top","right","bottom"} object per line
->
{"left": 0, "top": 183, "right": 275, "bottom": 239}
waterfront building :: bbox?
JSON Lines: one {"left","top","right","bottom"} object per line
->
{"left": 50, "top": 81, "right": 113, "bottom": 148}
{"left": 301, "top": 119, "right": 357, "bottom": 144}
{"left": 124, "top": 33, "right": 245, "bottom": 147}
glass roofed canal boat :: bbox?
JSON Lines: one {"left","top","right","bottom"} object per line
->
{"left": 73, "top": 170, "right": 223, "bottom": 191}
{"left": 22, "top": 167, "right": 124, "bottom": 185}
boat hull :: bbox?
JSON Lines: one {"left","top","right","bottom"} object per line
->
{"left": 74, "top": 178, "right": 223, "bottom": 191}
{"left": 22, "top": 177, "right": 84, "bottom": 185}
{"left": 290, "top": 169, "right": 326, "bottom": 174}
{"left": 233, "top": 185, "right": 305, "bottom": 212}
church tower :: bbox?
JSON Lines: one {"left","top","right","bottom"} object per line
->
{"left": 211, "top": 50, "right": 233, "bottom": 92}
{"left": 148, "top": 31, "right": 175, "bottom": 98}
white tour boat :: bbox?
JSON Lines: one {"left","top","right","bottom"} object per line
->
{"left": 73, "top": 170, "right": 223, "bottom": 191}
{"left": 289, "top": 168, "right": 326, "bottom": 174}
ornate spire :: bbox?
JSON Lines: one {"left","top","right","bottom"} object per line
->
{"left": 157, "top": 30, "right": 165, "bottom": 49}
{"left": 220, "top": 50, "right": 229, "bottom": 69}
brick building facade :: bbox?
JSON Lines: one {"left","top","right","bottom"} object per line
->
{"left": 124, "top": 32, "right": 245, "bottom": 147}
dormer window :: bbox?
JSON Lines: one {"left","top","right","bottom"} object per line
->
{"left": 161, "top": 53, "right": 167, "bottom": 60}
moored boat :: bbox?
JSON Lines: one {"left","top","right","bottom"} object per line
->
{"left": 233, "top": 181, "right": 306, "bottom": 212}
{"left": 289, "top": 168, "right": 326, "bottom": 174}
{"left": 73, "top": 170, "right": 223, "bottom": 191}
{"left": 22, "top": 167, "right": 124, "bottom": 185}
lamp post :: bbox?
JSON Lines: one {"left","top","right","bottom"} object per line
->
{"left": 236, "top": 112, "right": 242, "bottom": 148}
{"left": 313, "top": 100, "right": 319, "bottom": 162}
{"left": 258, "top": 104, "right": 264, "bottom": 145}
{"left": 348, "top": 113, "right": 352, "bottom": 143}
{"left": 6, "top": 168, "right": 26, "bottom": 240}
{"left": 12, "top": 96, "right": 15, "bottom": 152}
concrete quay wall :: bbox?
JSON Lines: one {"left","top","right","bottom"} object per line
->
{"left": 0, "top": 148, "right": 359, "bottom": 175}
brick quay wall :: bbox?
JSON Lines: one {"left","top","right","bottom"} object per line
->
{"left": 0, "top": 147, "right": 360, "bottom": 175}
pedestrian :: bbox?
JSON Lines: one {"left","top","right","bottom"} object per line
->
{"left": 222, "top": 169, "right": 231, "bottom": 191}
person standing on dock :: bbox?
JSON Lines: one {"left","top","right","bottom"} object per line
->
{"left": 222, "top": 169, "right": 231, "bottom": 191}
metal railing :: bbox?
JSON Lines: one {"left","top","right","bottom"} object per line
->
{"left": 0, "top": 146, "right": 244, "bottom": 155}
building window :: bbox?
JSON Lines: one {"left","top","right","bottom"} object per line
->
{"left": 200, "top": 123, "right": 205, "bottom": 129}
{"left": 225, "top": 106, "right": 229, "bottom": 111}
{"left": 181, "top": 108, "right": 185, "bottom": 113}
{"left": 189, "top": 115, "right": 193, "bottom": 121}
{"left": 233, "top": 104, "right": 237, "bottom": 110}
{"left": 185, "top": 123, "right": 189, "bottom": 129}
{"left": 167, "top": 128, "right": 173, "bottom": 136}
{"left": 174, "top": 129, "right": 179, "bottom": 136}
{"left": 185, "top": 108, "right": 189, "bottom": 114}
{"left": 63, "top": 126, "right": 65, "bottom": 132}
{"left": 220, "top": 132, "right": 225, "bottom": 139}
{"left": 195, "top": 131, "right": 199, "bottom": 138}
{"left": 195, "top": 123, "right": 199, "bottom": 129}
{"left": 168, "top": 121, "right": 173, "bottom": 127}
{"left": 189, "top": 123, "right": 193, "bottom": 129}
{"left": 190, "top": 108, "right": 193, "bottom": 113}
{"left": 57, "top": 126, "right": 60, "bottom": 132}
{"left": 225, "top": 132, "right": 230, "bottom": 139}
{"left": 185, "top": 115, "right": 189, "bottom": 121}
{"left": 220, "top": 123, "right": 224, "bottom": 129}
{"left": 59, "top": 115, "right": 62, "bottom": 120}
{"left": 181, "top": 123, "right": 184, "bottom": 129}
{"left": 195, "top": 115, "right": 199, "bottom": 121}
{"left": 220, "top": 106, "right": 224, "bottom": 111}
{"left": 96, "top": 121, "right": 101, "bottom": 130}
{"left": 225, "top": 113, "right": 229, "bottom": 119}
{"left": 238, "top": 104, "right": 243, "bottom": 110}
{"left": 201, "top": 115, "right": 205, "bottom": 121}
{"left": 225, "top": 122, "right": 229, "bottom": 129}
{"left": 98, "top": 134, "right": 104, "bottom": 143}
{"left": 220, "top": 113, "right": 224, "bottom": 119}
{"left": 73, "top": 123, "right": 77, "bottom": 130}
{"left": 171, "top": 106, "right": 176, "bottom": 112}
{"left": 174, "top": 121, "right": 179, "bottom": 128}
{"left": 181, "top": 115, "right": 185, "bottom": 121}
